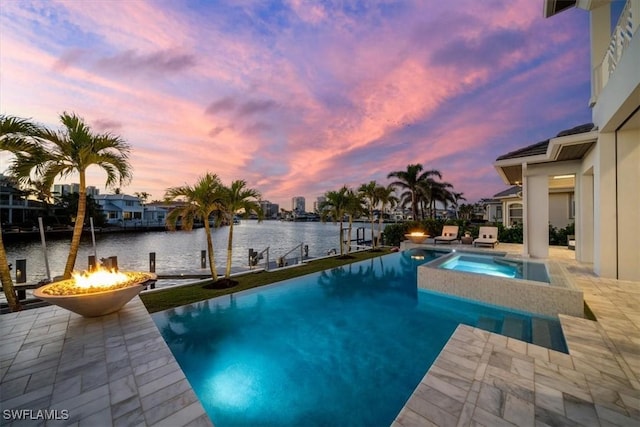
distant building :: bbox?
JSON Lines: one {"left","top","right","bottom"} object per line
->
{"left": 52, "top": 183, "right": 99, "bottom": 198}
{"left": 52, "top": 184, "right": 71, "bottom": 197}
{"left": 258, "top": 200, "right": 279, "bottom": 219}
{"left": 291, "top": 196, "right": 305, "bottom": 213}
{"left": 314, "top": 196, "right": 326, "bottom": 213}
{"left": 86, "top": 186, "right": 100, "bottom": 197}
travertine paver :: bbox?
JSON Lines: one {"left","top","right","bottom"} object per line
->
{"left": 394, "top": 244, "right": 640, "bottom": 427}
{"left": 0, "top": 298, "right": 212, "bottom": 427}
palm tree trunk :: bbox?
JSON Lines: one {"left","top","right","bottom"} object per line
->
{"left": 339, "top": 219, "right": 344, "bottom": 256}
{"left": 63, "top": 173, "right": 87, "bottom": 278}
{"left": 411, "top": 193, "right": 418, "bottom": 221}
{"left": 347, "top": 216, "right": 353, "bottom": 254}
{"left": 0, "top": 226, "right": 21, "bottom": 312}
{"left": 203, "top": 221, "right": 218, "bottom": 281}
{"left": 370, "top": 216, "right": 376, "bottom": 249}
{"left": 225, "top": 218, "right": 234, "bottom": 279}
{"left": 377, "top": 205, "right": 385, "bottom": 247}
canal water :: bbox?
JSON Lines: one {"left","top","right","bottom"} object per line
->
{"left": 3, "top": 220, "right": 382, "bottom": 284}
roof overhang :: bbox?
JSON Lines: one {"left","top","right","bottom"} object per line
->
{"left": 544, "top": 0, "right": 611, "bottom": 17}
{"left": 494, "top": 130, "right": 598, "bottom": 185}
{"left": 543, "top": 0, "right": 577, "bottom": 18}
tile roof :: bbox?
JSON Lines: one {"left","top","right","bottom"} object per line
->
{"left": 496, "top": 123, "right": 595, "bottom": 161}
{"left": 492, "top": 186, "right": 522, "bottom": 198}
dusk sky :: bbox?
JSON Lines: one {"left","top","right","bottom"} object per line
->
{"left": 0, "top": 0, "right": 594, "bottom": 208}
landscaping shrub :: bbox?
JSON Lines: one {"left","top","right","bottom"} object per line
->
{"left": 385, "top": 220, "right": 574, "bottom": 246}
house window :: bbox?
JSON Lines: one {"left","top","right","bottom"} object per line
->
{"left": 108, "top": 212, "right": 118, "bottom": 219}
{"left": 125, "top": 200, "right": 134, "bottom": 206}
{"left": 133, "top": 212, "right": 142, "bottom": 220}
{"left": 123, "top": 212, "right": 132, "bottom": 220}
{"left": 509, "top": 203, "right": 523, "bottom": 226}
{"left": 496, "top": 206, "right": 503, "bottom": 222}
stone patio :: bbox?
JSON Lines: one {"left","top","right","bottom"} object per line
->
{"left": 1, "top": 244, "right": 639, "bottom": 426}
{"left": 0, "top": 299, "right": 211, "bottom": 426}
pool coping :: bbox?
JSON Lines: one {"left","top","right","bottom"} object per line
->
{"left": 1, "top": 244, "right": 639, "bottom": 426}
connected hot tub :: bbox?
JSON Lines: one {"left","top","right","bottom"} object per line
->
{"left": 418, "top": 251, "right": 583, "bottom": 317}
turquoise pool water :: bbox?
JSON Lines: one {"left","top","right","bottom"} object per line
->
{"left": 152, "top": 250, "right": 566, "bottom": 426}
{"left": 435, "top": 252, "right": 551, "bottom": 283}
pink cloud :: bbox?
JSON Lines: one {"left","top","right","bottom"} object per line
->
{"left": 1, "top": 0, "right": 592, "bottom": 206}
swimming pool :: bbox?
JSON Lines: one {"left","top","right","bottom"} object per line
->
{"left": 152, "top": 251, "right": 567, "bottom": 426}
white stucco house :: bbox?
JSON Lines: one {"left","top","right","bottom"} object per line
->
{"left": 482, "top": 183, "right": 575, "bottom": 229}
{"left": 494, "top": 0, "right": 639, "bottom": 281}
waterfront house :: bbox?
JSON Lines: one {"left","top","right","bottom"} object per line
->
{"left": 494, "top": 0, "right": 639, "bottom": 281}
{"left": 95, "top": 194, "right": 145, "bottom": 226}
{"left": 0, "top": 175, "right": 46, "bottom": 226}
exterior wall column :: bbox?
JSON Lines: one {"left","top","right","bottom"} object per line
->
{"left": 525, "top": 173, "right": 549, "bottom": 258}
{"left": 593, "top": 132, "right": 617, "bottom": 278}
{"left": 521, "top": 163, "right": 529, "bottom": 257}
{"left": 576, "top": 170, "right": 594, "bottom": 263}
{"left": 616, "top": 128, "right": 640, "bottom": 280}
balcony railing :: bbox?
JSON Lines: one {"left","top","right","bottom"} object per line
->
{"left": 592, "top": 0, "right": 639, "bottom": 104}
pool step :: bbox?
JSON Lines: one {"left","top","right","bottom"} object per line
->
{"left": 532, "top": 318, "right": 553, "bottom": 349}
{"left": 476, "top": 316, "right": 500, "bottom": 333}
{"left": 501, "top": 316, "right": 525, "bottom": 340}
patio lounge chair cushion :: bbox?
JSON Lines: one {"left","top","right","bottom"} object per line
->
{"left": 434, "top": 225, "right": 459, "bottom": 245}
{"left": 473, "top": 226, "right": 499, "bottom": 248}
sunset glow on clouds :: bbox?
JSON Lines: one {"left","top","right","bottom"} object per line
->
{"left": 0, "top": 0, "right": 592, "bottom": 207}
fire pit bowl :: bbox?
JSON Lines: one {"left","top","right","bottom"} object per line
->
{"left": 33, "top": 271, "right": 156, "bottom": 317}
{"left": 404, "top": 232, "right": 429, "bottom": 244}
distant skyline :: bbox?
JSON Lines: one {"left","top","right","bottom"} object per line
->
{"left": 1, "top": 1, "right": 593, "bottom": 207}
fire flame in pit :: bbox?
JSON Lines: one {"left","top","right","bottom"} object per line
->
{"left": 41, "top": 267, "right": 153, "bottom": 296}
{"left": 72, "top": 268, "right": 129, "bottom": 289}
{"left": 408, "top": 231, "right": 426, "bottom": 236}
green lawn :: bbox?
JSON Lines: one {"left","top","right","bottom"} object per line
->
{"left": 140, "top": 249, "right": 392, "bottom": 313}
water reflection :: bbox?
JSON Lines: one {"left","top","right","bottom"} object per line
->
{"left": 160, "top": 295, "right": 266, "bottom": 354}
{"left": 317, "top": 252, "right": 426, "bottom": 301}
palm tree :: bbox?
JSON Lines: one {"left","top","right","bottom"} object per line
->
{"left": 165, "top": 173, "right": 224, "bottom": 281}
{"left": 387, "top": 164, "right": 441, "bottom": 220}
{"left": 358, "top": 181, "right": 379, "bottom": 249}
{"left": 0, "top": 115, "right": 44, "bottom": 311}
{"left": 134, "top": 191, "right": 150, "bottom": 205}
{"left": 344, "top": 188, "right": 365, "bottom": 254}
{"left": 420, "top": 179, "right": 453, "bottom": 219}
{"left": 375, "top": 184, "right": 398, "bottom": 247}
{"left": 319, "top": 186, "right": 350, "bottom": 256}
{"left": 451, "top": 192, "right": 466, "bottom": 219}
{"left": 6, "top": 112, "right": 132, "bottom": 278}
{"left": 219, "top": 180, "right": 263, "bottom": 281}
{"left": 458, "top": 203, "right": 475, "bottom": 220}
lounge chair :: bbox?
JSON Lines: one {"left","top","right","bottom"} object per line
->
{"left": 434, "top": 225, "right": 459, "bottom": 244}
{"left": 473, "top": 226, "right": 499, "bottom": 248}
